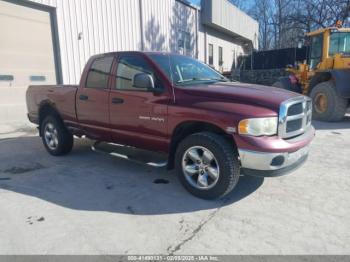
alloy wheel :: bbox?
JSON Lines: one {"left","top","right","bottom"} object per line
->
{"left": 44, "top": 123, "right": 59, "bottom": 150}
{"left": 182, "top": 146, "right": 220, "bottom": 190}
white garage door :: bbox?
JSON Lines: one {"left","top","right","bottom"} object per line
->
{"left": 0, "top": 0, "right": 57, "bottom": 126}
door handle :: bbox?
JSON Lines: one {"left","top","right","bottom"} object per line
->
{"left": 79, "top": 94, "right": 89, "bottom": 101}
{"left": 111, "top": 97, "right": 124, "bottom": 104}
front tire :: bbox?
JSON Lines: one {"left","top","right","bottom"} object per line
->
{"left": 175, "top": 132, "right": 240, "bottom": 200}
{"left": 41, "top": 115, "right": 73, "bottom": 156}
{"left": 310, "top": 81, "right": 348, "bottom": 122}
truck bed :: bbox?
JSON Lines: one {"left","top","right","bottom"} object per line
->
{"left": 26, "top": 85, "right": 78, "bottom": 125}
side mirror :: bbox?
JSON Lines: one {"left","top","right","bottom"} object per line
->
{"left": 133, "top": 73, "right": 155, "bottom": 89}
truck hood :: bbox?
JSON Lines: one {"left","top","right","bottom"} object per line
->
{"left": 178, "top": 81, "right": 301, "bottom": 111}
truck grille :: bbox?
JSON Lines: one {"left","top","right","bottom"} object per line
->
{"left": 278, "top": 96, "right": 312, "bottom": 139}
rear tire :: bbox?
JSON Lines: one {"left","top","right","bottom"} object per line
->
{"left": 41, "top": 115, "right": 73, "bottom": 156}
{"left": 175, "top": 132, "right": 240, "bottom": 200}
{"left": 310, "top": 81, "right": 348, "bottom": 122}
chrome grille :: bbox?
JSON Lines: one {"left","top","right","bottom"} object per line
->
{"left": 278, "top": 96, "right": 312, "bottom": 139}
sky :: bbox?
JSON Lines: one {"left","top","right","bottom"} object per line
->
{"left": 189, "top": 0, "right": 201, "bottom": 5}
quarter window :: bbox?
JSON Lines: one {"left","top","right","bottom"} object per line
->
{"left": 86, "top": 56, "right": 114, "bottom": 89}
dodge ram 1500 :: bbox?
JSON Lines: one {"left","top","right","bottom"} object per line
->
{"left": 26, "top": 52, "right": 315, "bottom": 199}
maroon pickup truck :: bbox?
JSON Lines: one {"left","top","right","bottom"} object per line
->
{"left": 26, "top": 52, "right": 315, "bottom": 199}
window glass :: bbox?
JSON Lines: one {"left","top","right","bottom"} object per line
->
{"left": 0, "top": 75, "right": 14, "bottom": 81}
{"left": 86, "top": 57, "right": 113, "bottom": 89}
{"left": 309, "top": 34, "right": 323, "bottom": 69}
{"left": 148, "top": 54, "right": 227, "bottom": 86}
{"left": 147, "top": 54, "right": 172, "bottom": 81}
{"left": 178, "top": 31, "right": 192, "bottom": 56}
{"left": 116, "top": 55, "right": 159, "bottom": 90}
{"left": 209, "top": 44, "right": 214, "bottom": 65}
{"left": 329, "top": 32, "right": 350, "bottom": 56}
{"left": 232, "top": 50, "right": 236, "bottom": 69}
{"left": 219, "top": 46, "right": 223, "bottom": 66}
{"left": 30, "top": 75, "right": 46, "bottom": 82}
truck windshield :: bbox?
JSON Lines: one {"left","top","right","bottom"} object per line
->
{"left": 148, "top": 54, "right": 228, "bottom": 86}
{"left": 329, "top": 32, "right": 350, "bottom": 56}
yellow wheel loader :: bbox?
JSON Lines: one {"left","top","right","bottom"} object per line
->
{"left": 273, "top": 22, "right": 350, "bottom": 121}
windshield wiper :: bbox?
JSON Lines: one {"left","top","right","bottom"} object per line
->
{"left": 176, "top": 77, "right": 228, "bottom": 83}
{"left": 210, "top": 78, "right": 229, "bottom": 82}
{"left": 176, "top": 77, "right": 211, "bottom": 83}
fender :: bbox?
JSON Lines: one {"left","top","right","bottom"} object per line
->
{"left": 37, "top": 101, "right": 62, "bottom": 136}
{"left": 331, "top": 69, "right": 350, "bottom": 98}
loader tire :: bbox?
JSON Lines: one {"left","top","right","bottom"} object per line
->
{"left": 310, "top": 81, "right": 348, "bottom": 122}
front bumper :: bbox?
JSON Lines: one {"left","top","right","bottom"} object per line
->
{"left": 239, "top": 144, "right": 310, "bottom": 177}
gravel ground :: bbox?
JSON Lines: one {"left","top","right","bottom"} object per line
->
{"left": 0, "top": 118, "right": 349, "bottom": 255}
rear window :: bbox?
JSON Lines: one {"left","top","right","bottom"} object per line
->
{"left": 86, "top": 56, "right": 114, "bottom": 89}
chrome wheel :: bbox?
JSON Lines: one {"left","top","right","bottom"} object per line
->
{"left": 182, "top": 146, "right": 220, "bottom": 190}
{"left": 44, "top": 122, "right": 59, "bottom": 150}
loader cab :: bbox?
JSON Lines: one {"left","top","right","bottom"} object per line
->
{"left": 307, "top": 26, "right": 350, "bottom": 70}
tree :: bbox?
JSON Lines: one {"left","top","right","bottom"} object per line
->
{"left": 249, "top": 0, "right": 350, "bottom": 50}
{"left": 248, "top": 0, "right": 274, "bottom": 50}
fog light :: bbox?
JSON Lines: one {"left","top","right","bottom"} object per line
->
{"left": 271, "top": 155, "right": 285, "bottom": 167}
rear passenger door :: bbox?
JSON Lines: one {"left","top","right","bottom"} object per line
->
{"left": 76, "top": 55, "right": 114, "bottom": 140}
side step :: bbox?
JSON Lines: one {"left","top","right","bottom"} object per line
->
{"left": 91, "top": 141, "right": 168, "bottom": 168}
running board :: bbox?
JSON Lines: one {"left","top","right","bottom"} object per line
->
{"left": 91, "top": 141, "right": 168, "bottom": 168}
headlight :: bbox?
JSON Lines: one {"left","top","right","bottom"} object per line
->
{"left": 238, "top": 117, "right": 278, "bottom": 136}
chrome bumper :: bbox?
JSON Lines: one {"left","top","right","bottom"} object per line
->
{"left": 239, "top": 145, "right": 310, "bottom": 176}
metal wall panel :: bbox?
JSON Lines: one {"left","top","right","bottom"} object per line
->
{"left": 30, "top": 0, "right": 142, "bottom": 84}
{"left": 141, "top": 0, "right": 197, "bottom": 57}
{"left": 141, "top": 0, "right": 173, "bottom": 52}
{"left": 202, "top": 0, "right": 258, "bottom": 48}
{"left": 29, "top": 0, "right": 198, "bottom": 84}
{"left": 172, "top": 0, "right": 197, "bottom": 57}
{"left": 201, "top": 26, "right": 245, "bottom": 72}
{"left": 27, "top": 0, "right": 256, "bottom": 83}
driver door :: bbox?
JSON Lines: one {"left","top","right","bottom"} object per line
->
{"left": 108, "top": 54, "right": 170, "bottom": 152}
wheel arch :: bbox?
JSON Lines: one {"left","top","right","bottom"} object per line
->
{"left": 309, "top": 72, "right": 332, "bottom": 94}
{"left": 167, "top": 121, "right": 238, "bottom": 170}
{"left": 38, "top": 102, "right": 63, "bottom": 136}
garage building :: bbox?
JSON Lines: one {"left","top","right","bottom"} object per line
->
{"left": 0, "top": 0, "right": 258, "bottom": 124}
